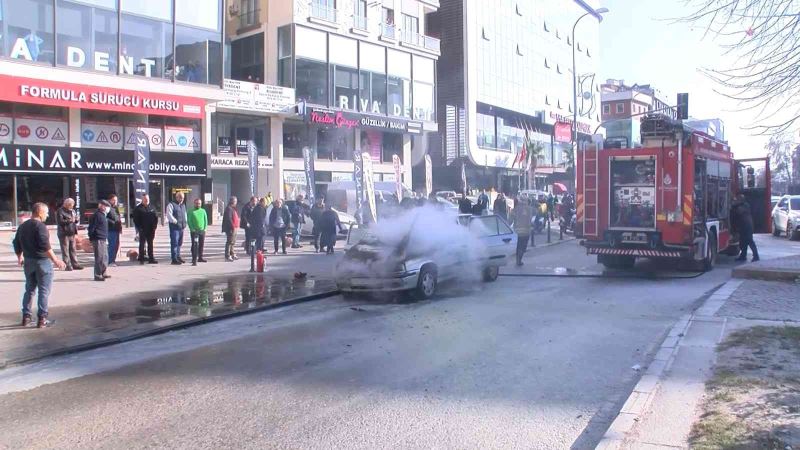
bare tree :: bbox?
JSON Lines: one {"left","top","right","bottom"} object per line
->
{"left": 680, "top": 0, "right": 800, "bottom": 134}
{"left": 766, "top": 133, "right": 797, "bottom": 192}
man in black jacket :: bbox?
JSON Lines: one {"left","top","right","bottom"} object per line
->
{"left": 89, "top": 200, "right": 111, "bottom": 281}
{"left": 132, "top": 194, "right": 159, "bottom": 264}
{"left": 732, "top": 194, "right": 760, "bottom": 262}
{"left": 222, "top": 196, "right": 239, "bottom": 261}
{"left": 55, "top": 198, "right": 83, "bottom": 271}
{"left": 106, "top": 194, "right": 123, "bottom": 266}
{"left": 251, "top": 198, "right": 268, "bottom": 253}
{"left": 240, "top": 196, "right": 257, "bottom": 255}
{"left": 14, "top": 203, "right": 66, "bottom": 328}
{"left": 309, "top": 198, "right": 325, "bottom": 252}
{"left": 269, "top": 199, "right": 291, "bottom": 254}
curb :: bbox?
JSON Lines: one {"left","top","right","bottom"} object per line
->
{"left": 595, "top": 279, "right": 743, "bottom": 449}
{"left": 0, "top": 289, "right": 340, "bottom": 370}
{"left": 732, "top": 266, "right": 800, "bottom": 282}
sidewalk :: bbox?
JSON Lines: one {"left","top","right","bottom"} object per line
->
{"left": 0, "top": 226, "right": 341, "bottom": 368}
{"left": 597, "top": 236, "right": 800, "bottom": 449}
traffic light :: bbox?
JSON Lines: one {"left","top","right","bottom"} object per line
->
{"left": 677, "top": 93, "right": 689, "bottom": 120}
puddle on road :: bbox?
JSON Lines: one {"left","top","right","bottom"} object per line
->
{"left": 101, "top": 275, "right": 338, "bottom": 325}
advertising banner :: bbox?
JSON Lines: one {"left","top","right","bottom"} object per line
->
{"left": 362, "top": 130, "right": 383, "bottom": 160}
{"left": 219, "top": 79, "right": 296, "bottom": 114}
{"left": 0, "top": 115, "right": 12, "bottom": 144}
{"left": 284, "top": 170, "right": 307, "bottom": 184}
{"left": 0, "top": 74, "right": 204, "bottom": 119}
{"left": 14, "top": 117, "right": 68, "bottom": 146}
{"left": 425, "top": 154, "right": 433, "bottom": 196}
{"left": 461, "top": 160, "right": 468, "bottom": 196}
{"left": 353, "top": 152, "right": 364, "bottom": 219}
{"left": 555, "top": 121, "right": 572, "bottom": 144}
{"left": 217, "top": 136, "right": 233, "bottom": 155}
{"left": 303, "top": 146, "right": 316, "bottom": 203}
{"left": 0, "top": 144, "right": 206, "bottom": 177}
{"left": 362, "top": 153, "right": 378, "bottom": 224}
{"left": 164, "top": 127, "right": 201, "bottom": 152}
{"left": 392, "top": 154, "right": 402, "bottom": 201}
{"left": 124, "top": 126, "right": 163, "bottom": 151}
{"left": 81, "top": 122, "right": 124, "bottom": 149}
{"left": 247, "top": 141, "right": 258, "bottom": 197}
{"left": 132, "top": 130, "right": 151, "bottom": 205}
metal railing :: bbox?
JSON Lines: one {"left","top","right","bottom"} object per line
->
{"left": 401, "top": 30, "right": 440, "bottom": 52}
{"left": 381, "top": 23, "right": 397, "bottom": 39}
{"left": 310, "top": 2, "right": 338, "bottom": 23}
{"left": 238, "top": 8, "right": 260, "bottom": 28}
{"left": 353, "top": 14, "right": 368, "bottom": 30}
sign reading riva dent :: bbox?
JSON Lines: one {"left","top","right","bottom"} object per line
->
{"left": 0, "top": 146, "right": 207, "bottom": 177}
{"left": 218, "top": 79, "right": 296, "bottom": 114}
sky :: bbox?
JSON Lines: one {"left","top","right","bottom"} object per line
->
{"left": 597, "top": 0, "right": 775, "bottom": 159}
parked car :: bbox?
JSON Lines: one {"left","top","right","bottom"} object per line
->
{"left": 283, "top": 200, "right": 356, "bottom": 237}
{"left": 336, "top": 214, "right": 517, "bottom": 299}
{"left": 435, "top": 191, "right": 458, "bottom": 202}
{"left": 772, "top": 195, "right": 800, "bottom": 240}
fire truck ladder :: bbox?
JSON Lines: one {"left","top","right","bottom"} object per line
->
{"left": 581, "top": 142, "right": 599, "bottom": 238}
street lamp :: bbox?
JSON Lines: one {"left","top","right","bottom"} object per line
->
{"left": 571, "top": 7, "right": 608, "bottom": 183}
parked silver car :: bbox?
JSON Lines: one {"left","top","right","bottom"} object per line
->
{"left": 337, "top": 214, "right": 517, "bottom": 299}
{"left": 771, "top": 195, "right": 800, "bottom": 240}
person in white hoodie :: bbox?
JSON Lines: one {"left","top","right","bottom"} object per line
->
{"left": 166, "top": 192, "right": 188, "bottom": 265}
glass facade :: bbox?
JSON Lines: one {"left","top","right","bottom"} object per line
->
{"left": 231, "top": 32, "right": 264, "bottom": 82}
{"left": 211, "top": 113, "right": 269, "bottom": 157}
{"left": 291, "top": 25, "right": 435, "bottom": 122}
{"left": 0, "top": 0, "right": 223, "bottom": 85}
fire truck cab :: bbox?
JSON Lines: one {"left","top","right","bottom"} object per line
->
{"left": 577, "top": 115, "right": 770, "bottom": 271}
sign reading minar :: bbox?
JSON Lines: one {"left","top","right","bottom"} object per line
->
{"left": 133, "top": 130, "right": 151, "bottom": 205}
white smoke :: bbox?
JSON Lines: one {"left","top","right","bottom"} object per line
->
{"left": 336, "top": 205, "right": 489, "bottom": 285}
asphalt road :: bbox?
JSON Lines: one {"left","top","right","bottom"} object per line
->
{"left": 0, "top": 239, "right": 741, "bottom": 449}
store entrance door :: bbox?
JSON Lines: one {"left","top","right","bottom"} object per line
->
{"left": 128, "top": 179, "right": 164, "bottom": 227}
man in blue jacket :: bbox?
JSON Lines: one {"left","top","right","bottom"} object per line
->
{"left": 88, "top": 200, "right": 111, "bottom": 281}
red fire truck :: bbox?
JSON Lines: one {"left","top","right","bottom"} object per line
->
{"left": 576, "top": 115, "right": 771, "bottom": 271}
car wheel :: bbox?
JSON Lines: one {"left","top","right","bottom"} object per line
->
{"left": 788, "top": 222, "right": 795, "bottom": 241}
{"left": 773, "top": 221, "right": 781, "bottom": 237}
{"left": 414, "top": 265, "right": 437, "bottom": 300}
{"left": 482, "top": 266, "right": 499, "bottom": 282}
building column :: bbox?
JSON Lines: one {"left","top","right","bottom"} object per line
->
{"left": 68, "top": 108, "right": 81, "bottom": 147}
{"left": 202, "top": 107, "right": 212, "bottom": 156}
{"left": 270, "top": 117, "right": 285, "bottom": 200}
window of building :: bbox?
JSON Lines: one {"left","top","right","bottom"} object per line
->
{"left": 233, "top": 32, "right": 265, "bottom": 82}
{"left": 277, "top": 27, "right": 292, "bottom": 87}
{"left": 354, "top": 0, "right": 367, "bottom": 28}
{"left": 381, "top": 132, "right": 402, "bottom": 163}
{"left": 283, "top": 121, "right": 305, "bottom": 158}
{"left": 412, "top": 55, "right": 434, "bottom": 121}
{"left": 56, "top": 0, "right": 117, "bottom": 72}
{"left": 318, "top": 127, "right": 354, "bottom": 161}
{"left": 0, "top": 176, "right": 13, "bottom": 226}
{"left": 120, "top": 1, "right": 173, "bottom": 79}
{"left": 387, "top": 49, "right": 411, "bottom": 118}
{"left": 402, "top": 14, "right": 419, "bottom": 36}
{"left": 295, "top": 27, "right": 328, "bottom": 105}
{"left": 329, "top": 35, "right": 358, "bottom": 110}
{"left": 616, "top": 103, "right": 624, "bottom": 114}
{"left": 4, "top": 0, "right": 56, "bottom": 65}
{"left": 175, "top": 0, "right": 223, "bottom": 85}
{"left": 603, "top": 104, "right": 610, "bottom": 114}
{"left": 212, "top": 113, "right": 269, "bottom": 157}
{"left": 477, "top": 113, "right": 495, "bottom": 148}
{"left": 359, "top": 42, "right": 387, "bottom": 115}
{"left": 382, "top": 7, "right": 394, "bottom": 24}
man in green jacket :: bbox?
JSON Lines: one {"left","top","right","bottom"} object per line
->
{"left": 187, "top": 198, "right": 208, "bottom": 266}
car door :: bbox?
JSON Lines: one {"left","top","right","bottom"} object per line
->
{"left": 775, "top": 197, "right": 789, "bottom": 231}
{"left": 469, "top": 215, "right": 517, "bottom": 267}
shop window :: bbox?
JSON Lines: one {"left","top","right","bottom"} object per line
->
{"left": 381, "top": 132, "right": 403, "bottom": 163}
{"left": 283, "top": 121, "right": 305, "bottom": 158}
{"left": 360, "top": 130, "right": 383, "bottom": 161}
{"left": 233, "top": 32, "right": 265, "bottom": 83}
{"left": 477, "top": 112, "right": 496, "bottom": 148}
{"left": 4, "top": 0, "right": 55, "bottom": 65}
{"left": 388, "top": 49, "right": 411, "bottom": 118}
{"left": 17, "top": 175, "right": 70, "bottom": 225}
{"left": 296, "top": 58, "right": 329, "bottom": 106}
{"left": 175, "top": 27, "right": 223, "bottom": 85}
{"left": 331, "top": 65, "right": 359, "bottom": 110}
{"left": 0, "top": 176, "right": 13, "bottom": 227}
{"left": 56, "top": 0, "right": 118, "bottom": 73}
{"left": 120, "top": 8, "right": 173, "bottom": 79}
{"left": 317, "top": 127, "right": 354, "bottom": 161}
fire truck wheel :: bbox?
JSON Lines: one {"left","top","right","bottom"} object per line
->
{"left": 702, "top": 233, "right": 718, "bottom": 272}
{"left": 599, "top": 255, "right": 635, "bottom": 270}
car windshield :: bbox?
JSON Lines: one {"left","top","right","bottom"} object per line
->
{"left": 791, "top": 198, "right": 800, "bottom": 210}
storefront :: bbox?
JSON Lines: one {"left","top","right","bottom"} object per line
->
{"left": 0, "top": 145, "right": 207, "bottom": 228}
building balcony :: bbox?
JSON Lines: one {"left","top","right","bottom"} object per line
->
{"left": 418, "top": 0, "right": 440, "bottom": 9}
{"left": 310, "top": 2, "right": 338, "bottom": 24}
{"left": 237, "top": 9, "right": 260, "bottom": 30}
{"left": 400, "top": 30, "right": 440, "bottom": 54}
{"left": 352, "top": 14, "right": 368, "bottom": 32}
{"left": 381, "top": 23, "right": 397, "bottom": 41}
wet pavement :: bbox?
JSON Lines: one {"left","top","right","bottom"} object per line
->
{"left": 0, "top": 274, "right": 338, "bottom": 367}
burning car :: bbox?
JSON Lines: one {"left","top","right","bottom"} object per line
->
{"left": 336, "top": 209, "right": 517, "bottom": 299}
